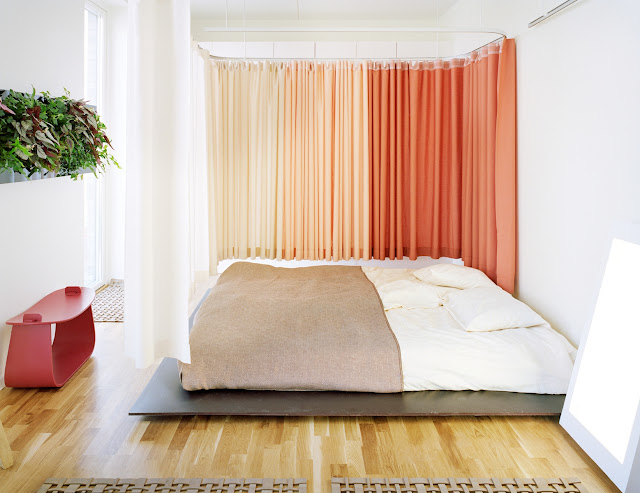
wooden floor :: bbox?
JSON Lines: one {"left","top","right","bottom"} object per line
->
{"left": 0, "top": 323, "right": 620, "bottom": 493}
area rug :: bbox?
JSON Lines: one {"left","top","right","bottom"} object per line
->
{"left": 331, "top": 477, "right": 587, "bottom": 493}
{"left": 38, "top": 477, "right": 307, "bottom": 493}
{"left": 92, "top": 279, "right": 124, "bottom": 322}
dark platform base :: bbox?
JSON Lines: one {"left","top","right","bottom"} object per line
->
{"left": 129, "top": 358, "right": 565, "bottom": 417}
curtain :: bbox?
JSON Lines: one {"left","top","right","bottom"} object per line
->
{"left": 203, "top": 39, "right": 517, "bottom": 292}
{"left": 209, "top": 60, "right": 283, "bottom": 261}
{"left": 369, "top": 40, "right": 517, "bottom": 292}
{"left": 124, "top": 0, "right": 191, "bottom": 367}
{"left": 209, "top": 60, "right": 370, "bottom": 262}
{"left": 280, "top": 61, "right": 370, "bottom": 261}
{"left": 188, "top": 43, "right": 212, "bottom": 293}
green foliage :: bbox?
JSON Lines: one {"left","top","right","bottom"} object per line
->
{"left": 0, "top": 88, "right": 118, "bottom": 179}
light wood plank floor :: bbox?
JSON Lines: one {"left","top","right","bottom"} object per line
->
{"left": 0, "top": 323, "right": 620, "bottom": 493}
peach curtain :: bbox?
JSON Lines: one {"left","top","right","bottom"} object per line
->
{"left": 279, "top": 61, "right": 370, "bottom": 261}
{"left": 368, "top": 39, "right": 517, "bottom": 292}
{"left": 210, "top": 59, "right": 370, "bottom": 262}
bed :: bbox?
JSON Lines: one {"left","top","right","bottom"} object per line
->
{"left": 178, "top": 262, "right": 576, "bottom": 395}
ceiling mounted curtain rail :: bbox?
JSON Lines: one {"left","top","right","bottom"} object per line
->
{"left": 202, "top": 27, "right": 506, "bottom": 61}
{"left": 203, "top": 26, "right": 507, "bottom": 36}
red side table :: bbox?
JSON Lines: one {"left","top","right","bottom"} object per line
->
{"left": 4, "top": 286, "right": 96, "bottom": 388}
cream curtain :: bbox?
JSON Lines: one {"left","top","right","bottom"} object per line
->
{"left": 124, "top": 0, "right": 191, "bottom": 367}
{"left": 209, "top": 61, "right": 283, "bottom": 262}
{"left": 209, "top": 59, "right": 370, "bottom": 263}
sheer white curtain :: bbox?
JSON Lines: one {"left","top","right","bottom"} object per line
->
{"left": 125, "top": 0, "right": 191, "bottom": 367}
{"left": 189, "top": 44, "right": 212, "bottom": 293}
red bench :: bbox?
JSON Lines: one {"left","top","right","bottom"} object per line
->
{"left": 5, "top": 286, "right": 96, "bottom": 388}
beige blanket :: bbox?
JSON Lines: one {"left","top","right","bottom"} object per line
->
{"left": 179, "top": 262, "right": 403, "bottom": 392}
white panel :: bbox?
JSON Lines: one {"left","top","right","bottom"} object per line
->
{"left": 561, "top": 227, "right": 640, "bottom": 492}
{"left": 315, "top": 42, "right": 357, "bottom": 59}
{"left": 198, "top": 41, "right": 214, "bottom": 54}
{"left": 357, "top": 41, "right": 396, "bottom": 59}
{"left": 210, "top": 41, "right": 245, "bottom": 58}
{"left": 246, "top": 42, "right": 274, "bottom": 58}
{"left": 396, "top": 41, "right": 439, "bottom": 58}
{"left": 569, "top": 237, "right": 640, "bottom": 463}
{"left": 273, "top": 41, "right": 315, "bottom": 58}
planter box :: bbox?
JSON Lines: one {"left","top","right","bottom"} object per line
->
{"left": 0, "top": 168, "right": 92, "bottom": 185}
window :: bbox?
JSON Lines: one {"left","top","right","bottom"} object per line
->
{"left": 83, "top": 1, "right": 106, "bottom": 289}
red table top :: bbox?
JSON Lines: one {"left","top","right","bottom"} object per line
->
{"left": 6, "top": 287, "right": 95, "bottom": 325}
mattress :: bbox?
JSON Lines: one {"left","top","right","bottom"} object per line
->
{"left": 362, "top": 266, "right": 576, "bottom": 394}
{"left": 182, "top": 263, "right": 576, "bottom": 394}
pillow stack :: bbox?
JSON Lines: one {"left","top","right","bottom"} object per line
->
{"left": 376, "top": 279, "right": 442, "bottom": 311}
{"left": 412, "top": 264, "right": 547, "bottom": 332}
{"left": 413, "top": 263, "right": 496, "bottom": 290}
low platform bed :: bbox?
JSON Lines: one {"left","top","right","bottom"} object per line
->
{"left": 132, "top": 262, "right": 575, "bottom": 416}
{"left": 130, "top": 358, "right": 566, "bottom": 416}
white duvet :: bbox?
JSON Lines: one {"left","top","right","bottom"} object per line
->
{"left": 363, "top": 267, "right": 576, "bottom": 394}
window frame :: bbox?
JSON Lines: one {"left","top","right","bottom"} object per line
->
{"left": 83, "top": 0, "right": 107, "bottom": 291}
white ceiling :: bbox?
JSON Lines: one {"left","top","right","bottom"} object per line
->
{"left": 190, "top": 0, "right": 462, "bottom": 22}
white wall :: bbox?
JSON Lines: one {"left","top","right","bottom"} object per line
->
{"left": 1, "top": 0, "right": 84, "bottom": 96}
{"left": 516, "top": 0, "right": 640, "bottom": 346}
{"left": 0, "top": 0, "right": 85, "bottom": 388}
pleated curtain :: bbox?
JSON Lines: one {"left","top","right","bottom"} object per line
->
{"left": 209, "top": 60, "right": 283, "bottom": 261}
{"left": 202, "top": 39, "right": 517, "bottom": 292}
{"left": 209, "top": 60, "right": 370, "bottom": 263}
{"left": 280, "top": 61, "right": 370, "bottom": 261}
{"left": 369, "top": 40, "right": 517, "bottom": 292}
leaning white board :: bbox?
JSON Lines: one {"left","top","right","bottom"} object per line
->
{"left": 560, "top": 225, "right": 640, "bottom": 492}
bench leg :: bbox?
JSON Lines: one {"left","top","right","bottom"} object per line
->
{"left": 4, "top": 324, "right": 56, "bottom": 387}
{"left": 0, "top": 417, "right": 13, "bottom": 469}
{"left": 51, "top": 306, "right": 96, "bottom": 386}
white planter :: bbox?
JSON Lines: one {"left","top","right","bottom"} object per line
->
{"left": 0, "top": 170, "right": 14, "bottom": 184}
{"left": 0, "top": 166, "right": 95, "bottom": 183}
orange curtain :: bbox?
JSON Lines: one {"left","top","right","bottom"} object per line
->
{"left": 369, "top": 39, "right": 517, "bottom": 292}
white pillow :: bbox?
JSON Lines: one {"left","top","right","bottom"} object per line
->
{"left": 413, "top": 263, "right": 496, "bottom": 289}
{"left": 376, "top": 279, "right": 442, "bottom": 311}
{"left": 442, "top": 286, "right": 547, "bottom": 332}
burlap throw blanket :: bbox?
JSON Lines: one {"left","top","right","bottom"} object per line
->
{"left": 179, "top": 262, "right": 403, "bottom": 392}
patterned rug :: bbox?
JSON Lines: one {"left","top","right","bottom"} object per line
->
{"left": 92, "top": 279, "right": 124, "bottom": 322}
{"left": 38, "top": 478, "right": 307, "bottom": 493}
{"left": 331, "top": 477, "right": 587, "bottom": 493}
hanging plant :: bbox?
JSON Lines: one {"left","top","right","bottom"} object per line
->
{"left": 0, "top": 88, "right": 118, "bottom": 180}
